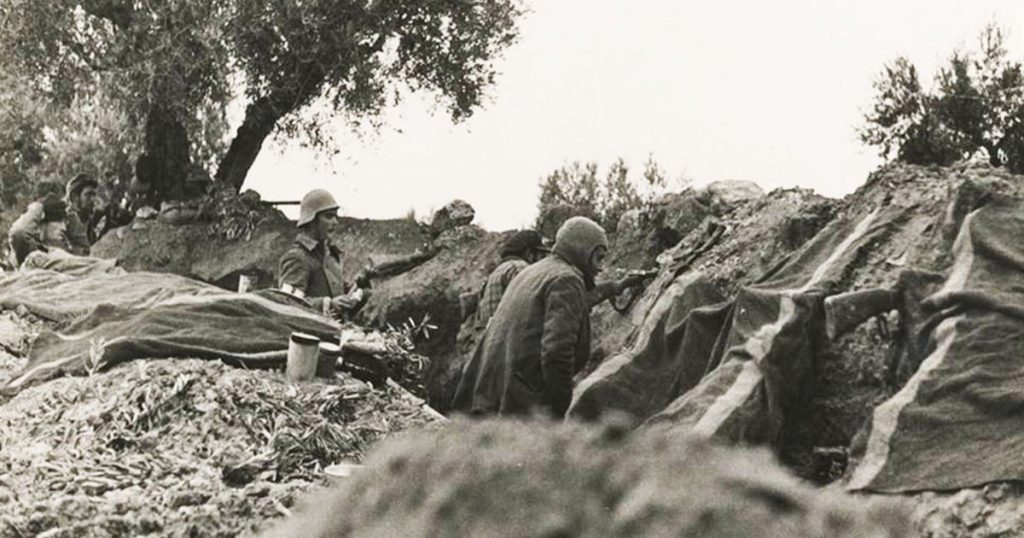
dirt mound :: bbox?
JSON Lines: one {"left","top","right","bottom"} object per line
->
{"left": 0, "top": 356, "right": 440, "bottom": 537}
{"left": 91, "top": 195, "right": 428, "bottom": 291}
{"left": 913, "top": 483, "right": 1024, "bottom": 538}
{"left": 587, "top": 187, "right": 837, "bottom": 371}
{"left": 359, "top": 225, "right": 510, "bottom": 410}
{"left": 680, "top": 187, "right": 838, "bottom": 295}
{"left": 90, "top": 195, "right": 294, "bottom": 290}
{"left": 261, "top": 418, "right": 911, "bottom": 538}
{"left": 608, "top": 180, "right": 769, "bottom": 271}
{"left": 581, "top": 163, "right": 1024, "bottom": 488}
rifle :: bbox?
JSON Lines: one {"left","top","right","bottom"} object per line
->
{"left": 356, "top": 247, "right": 439, "bottom": 287}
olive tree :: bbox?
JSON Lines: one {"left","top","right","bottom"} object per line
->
{"left": 0, "top": 0, "right": 525, "bottom": 202}
{"left": 861, "top": 25, "right": 1024, "bottom": 172}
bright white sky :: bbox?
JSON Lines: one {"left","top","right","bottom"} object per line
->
{"left": 241, "top": 0, "right": 1024, "bottom": 231}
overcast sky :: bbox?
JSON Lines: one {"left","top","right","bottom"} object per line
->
{"left": 240, "top": 0, "right": 1024, "bottom": 231}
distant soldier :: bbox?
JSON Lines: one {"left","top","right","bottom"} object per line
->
{"left": 452, "top": 216, "right": 619, "bottom": 418}
{"left": 475, "top": 230, "right": 550, "bottom": 324}
{"left": 7, "top": 194, "right": 67, "bottom": 266}
{"left": 452, "top": 230, "right": 551, "bottom": 375}
{"left": 278, "top": 189, "right": 367, "bottom": 317}
{"left": 62, "top": 173, "right": 102, "bottom": 254}
{"left": 59, "top": 173, "right": 134, "bottom": 254}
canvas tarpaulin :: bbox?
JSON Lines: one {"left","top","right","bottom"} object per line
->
{"left": 0, "top": 266, "right": 221, "bottom": 323}
{"left": 21, "top": 248, "right": 125, "bottom": 278}
{"left": 570, "top": 206, "right": 907, "bottom": 445}
{"left": 569, "top": 271, "right": 728, "bottom": 422}
{"left": 0, "top": 254, "right": 339, "bottom": 395}
{"left": 847, "top": 196, "right": 1024, "bottom": 493}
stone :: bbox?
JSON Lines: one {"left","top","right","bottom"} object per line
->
{"left": 703, "top": 179, "right": 765, "bottom": 208}
{"left": 429, "top": 200, "right": 475, "bottom": 235}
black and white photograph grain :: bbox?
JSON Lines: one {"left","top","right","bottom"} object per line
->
{"left": 2, "top": 1, "right": 1024, "bottom": 536}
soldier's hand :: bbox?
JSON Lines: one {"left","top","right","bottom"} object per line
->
{"left": 354, "top": 266, "right": 375, "bottom": 288}
{"left": 618, "top": 272, "right": 648, "bottom": 291}
{"left": 330, "top": 288, "right": 369, "bottom": 313}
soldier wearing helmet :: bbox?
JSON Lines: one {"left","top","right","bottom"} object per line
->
{"left": 278, "top": 189, "right": 367, "bottom": 316}
{"left": 451, "top": 217, "right": 614, "bottom": 418}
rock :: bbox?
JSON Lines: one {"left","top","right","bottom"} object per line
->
{"left": 135, "top": 206, "right": 159, "bottom": 220}
{"left": 429, "top": 199, "right": 475, "bottom": 235}
{"left": 657, "top": 190, "right": 714, "bottom": 235}
{"left": 703, "top": 179, "right": 765, "bottom": 207}
{"left": 912, "top": 482, "right": 1024, "bottom": 538}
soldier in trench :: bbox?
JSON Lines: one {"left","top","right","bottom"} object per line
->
{"left": 458, "top": 229, "right": 646, "bottom": 352}
{"left": 456, "top": 230, "right": 551, "bottom": 352}
{"left": 58, "top": 173, "right": 135, "bottom": 255}
{"left": 451, "top": 216, "right": 644, "bottom": 419}
{"left": 278, "top": 189, "right": 369, "bottom": 318}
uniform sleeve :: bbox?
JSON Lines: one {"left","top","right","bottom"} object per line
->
{"left": 279, "top": 248, "right": 332, "bottom": 314}
{"left": 279, "top": 248, "right": 311, "bottom": 293}
{"left": 499, "top": 260, "right": 527, "bottom": 288}
{"left": 588, "top": 280, "right": 623, "bottom": 306}
{"left": 540, "top": 275, "right": 587, "bottom": 417}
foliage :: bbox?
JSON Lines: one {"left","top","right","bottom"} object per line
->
{"left": 536, "top": 155, "right": 683, "bottom": 232}
{"left": 861, "top": 24, "right": 1024, "bottom": 172}
{"left": 0, "top": 75, "right": 46, "bottom": 211}
{"left": 0, "top": 72, "right": 137, "bottom": 251}
{"left": 0, "top": 0, "right": 526, "bottom": 199}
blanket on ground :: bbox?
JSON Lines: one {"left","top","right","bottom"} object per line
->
{"left": 0, "top": 254, "right": 338, "bottom": 395}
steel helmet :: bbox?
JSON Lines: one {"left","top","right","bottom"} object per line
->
{"left": 65, "top": 173, "right": 98, "bottom": 201}
{"left": 297, "top": 189, "right": 340, "bottom": 227}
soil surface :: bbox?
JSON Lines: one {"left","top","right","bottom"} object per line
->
{"left": 260, "top": 418, "right": 911, "bottom": 538}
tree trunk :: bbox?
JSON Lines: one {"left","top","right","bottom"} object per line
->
{"left": 214, "top": 96, "right": 282, "bottom": 193}
{"left": 135, "top": 102, "right": 190, "bottom": 205}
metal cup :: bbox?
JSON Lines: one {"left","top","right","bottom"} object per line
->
{"left": 286, "top": 332, "right": 320, "bottom": 382}
{"left": 316, "top": 342, "right": 342, "bottom": 378}
{"left": 238, "top": 274, "right": 255, "bottom": 293}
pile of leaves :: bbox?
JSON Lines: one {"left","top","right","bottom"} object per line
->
{"left": 0, "top": 358, "right": 440, "bottom": 537}
{"left": 0, "top": 308, "right": 42, "bottom": 380}
{"left": 196, "top": 187, "right": 289, "bottom": 241}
